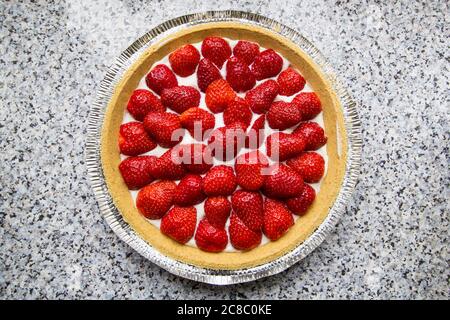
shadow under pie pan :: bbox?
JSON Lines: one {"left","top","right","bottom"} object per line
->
{"left": 86, "top": 11, "right": 362, "bottom": 285}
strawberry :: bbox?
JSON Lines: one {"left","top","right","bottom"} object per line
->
{"left": 208, "top": 122, "right": 246, "bottom": 161}
{"left": 136, "top": 180, "right": 176, "bottom": 219}
{"left": 262, "top": 164, "right": 304, "bottom": 199}
{"left": 234, "top": 151, "right": 268, "bottom": 191}
{"left": 143, "top": 112, "right": 183, "bottom": 148}
{"left": 119, "top": 122, "right": 156, "bottom": 156}
{"left": 127, "top": 89, "right": 165, "bottom": 121}
{"left": 251, "top": 49, "right": 283, "bottom": 80}
{"left": 197, "top": 58, "right": 222, "bottom": 92}
{"left": 202, "top": 165, "right": 237, "bottom": 196}
{"left": 177, "top": 143, "right": 213, "bottom": 174}
{"left": 287, "top": 152, "right": 325, "bottom": 183}
{"left": 232, "top": 40, "right": 260, "bottom": 65}
{"left": 293, "top": 121, "right": 327, "bottom": 150}
{"left": 223, "top": 97, "right": 252, "bottom": 128}
{"left": 204, "top": 196, "right": 231, "bottom": 228}
{"left": 201, "top": 37, "right": 231, "bottom": 68}
{"left": 226, "top": 56, "right": 256, "bottom": 92}
{"left": 229, "top": 213, "right": 262, "bottom": 250}
{"left": 152, "top": 146, "right": 187, "bottom": 180}
{"left": 195, "top": 219, "right": 228, "bottom": 253}
{"left": 160, "top": 206, "right": 197, "bottom": 244}
{"left": 179, "top": 107, "right": 215, "bottom": 139}
{"left": 245, "top": 80, "right": 279, "bottom": 114}
{"left": 292, "top": 92, "right": 322, "bottom": 120}
{"left": 205, "top": 79, "right": 236, "bottom": 113}
{"left": 262, "top": 199, "right": 294, "bottom": 241}
{"left": 266, "top": 132, "right": 306, "bottom": 161}
{"left": 161, "top": 86, "right": 200, "bottom": 114}
{"left": 169, "top": 44, "right": 200, "bottom": 77}
{"left": 267, "top": 101, "right": 302, "bottom": 130}
{"left": 118, "top": 155, "right": 157, "bottom": 190}
{"left": 285, "top": 184, "right": 316, "bottom": 215}
{"left": 277, "top": 67, "right": 305, "bottom": 96}
{"left": 231, "top": 190, "right": 264, "bottom": 232}
{"left": 173, "top": 174, "right": 205, "bottom": 206}
{"left": 145, "top": 64, "right": 178, "bottom": 95}
{"left": 245, "top": 115, "right": 265, "bottom": 149}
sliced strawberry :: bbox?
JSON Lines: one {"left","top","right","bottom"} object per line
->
{"left": 127, "top": 89, "right": 165, "bottom": 121}
{"left": 266, "top": 132, "right": 306, "bottom": 161}
{"left": 234, "top": 151, "right": 269, "bottom": 191}
{"left": 173, "top": 174, "right": 205, "bottom": 206}
{"left": 201, "top": 37, "right": 231, "bottom": 68}
{"left": 245, "top": 80, "right": 279, "bottom": 114}
{"left": 251, "top": 49, "right": 283, "bottom": 80}
{"left": 177, "top": 143, "right": 213, "bottom": 174}
{"left": 179, "top": 107, "right": 215, "bottom": 140}
{"left": 119, "top": 122, "right": 156, "bottom": 156}
{"left": 143, "top": 112, "right": 183, "bottom": 148}
{"left": 197, "top": 58, "right": 222, "bottom": 92}
{"left": 226, "top": 56, "right": 256, "bottom": 92}
{"left": 292, "top": 92, "right": 322, "bottom": 120}
{"left": 136, "top": 180, "right": 176, "bottom": 219}
{"left": 262, "top": 164, "right": 304, "bottom": 199}
{"left": 223, "top": 97, "right": 252, "bottom": 128}
{"left": 208, "top": 122, "right": 247, "bottom": 161}
{"left": 267, "top": 101, "right": 302, "bottom": 130}
{"left": 204, "top": 196, "right": 231, "bottom": 228}
{"left": 245, "top": 114, "right": 265, "bottom": 149}
{"left": 293, "top": 121, "right": 327, "bottom": 150}
{"left": 263, "top": 199, "right": 294, "bottom": 241}
{"left": 229, "top": 213, "right": 262, "bottom": 250}
{"left": 118, "top": 155, "right": 157, "bottom": 190}
{"left": 205, "top": 79, "right": 236, "bottom": 113}
{"left": 169, "top": 44, "right": 200, "bottom": 77}
{"left": 195, "top": 219, "right": 228, "bottom": 253}
{"left": 145, "top": 64, "right": 178, "bottom": 95}
{"left": 285, "top": 184, "right": 316, "bottom": 215}
{"left": 152, "top": 146, "right": 187, "bottom": 180}
{"left": 277, "top": 67, "right": 305, "bottom": 96}
{"left": 231, "top": 190, "right": 264, "bottom": 232}
{"left": 160, "top": 206, "right": 197, "bottom": 244}
{"left": 287, "top": 152, "right": 325, "bottom": 183}
{"left": 232, "top": 40, "right": 260, "bottom": 65}
{"left": 161, "top": 86, "right": 200, "bottom": 114}
{"left": 202, "top": 165, "right": 237, "bottom": 196}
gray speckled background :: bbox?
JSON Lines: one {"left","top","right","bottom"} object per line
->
{"left": 0, "top": 0, "right": 448, "bottom": 299}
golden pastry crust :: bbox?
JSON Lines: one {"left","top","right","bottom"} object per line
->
{"left": 100, "top": 22, "right": 348, "bottom": 270}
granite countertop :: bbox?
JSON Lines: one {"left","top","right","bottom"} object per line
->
{"left": 0, "top": 0, "right": 448, "bottom": 299}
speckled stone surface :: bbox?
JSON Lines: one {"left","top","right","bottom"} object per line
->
{"left": 0, "top": 0, "right": 448, "bottom": 299}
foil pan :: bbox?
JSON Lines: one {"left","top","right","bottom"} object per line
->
{"left": 85, "top": 11, "right": 362, "bottom": 285}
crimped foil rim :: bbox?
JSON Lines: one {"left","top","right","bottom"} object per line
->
{"left": 85, "top": 10, "right": 362, "bottom": 285}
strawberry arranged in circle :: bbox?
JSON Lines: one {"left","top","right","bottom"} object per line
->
{"left": 233, "top": 40, "right": 260, "bottom": 65}
{"left": 231, "top": 190, "right": 264, "bottom": 232}
{"left": 208, "top": 122, "right": 247, "bottom": 161}
{"left": 204, "top": 196, "right": 231, "bottom": 228}
{"left": 293, "top": 121, "right": 327, "bottom": 150}
{"left": 169, "top": 44, "right": 200, "bottom": 77}
{"left": 267, "top": 101, "right": 302, "bottom": 130}
{"left": 119, "top": 122, "right": 156, "bottom": 156}
{"left": 143, "top": 112, "right": 183, "bottom": 148}
{"left": 234, "top": 151, "right": 269, "bottom": 191}
{"left": 177, "top": 143, "right": 213, "bottom": 174}
{"left": 136, "top": 180, "right": 176, "bottom": 219}
{"left": 262, "top": 164, "right": 304, "bottom": 199}
{"left": 285, "top": 184, "right": 316, "bottom": 215}
{"left": 202, "top": 165, "right": 237, "bottom": 196}
{"left": 245, "top": 114, "right": 266, "bottom": 149}
{"left": 127, "top": 89, "right": 165, "bottom": 121}
{"left": 266, "top": 132, "right": 306, "bottom": 161}
{"left": 263, "top": 199, "right": 294, "bottom": 241}
{"left": 201, "top": 36, "right": 232, "bottom": 68}
{"left": 287, "top": 152, "right": 325, "bottom": 183}
{"left": 226, "top": 56, "right": 256, "bottom": 92}
{"left": 292, "top": 92, "right": 322, "bottom": 120}
{"left": 197, "top": 58, "right": 222, "bottom": 92}
{"left": 223, "top": 97, "right": 252, "bottom": 128}
{"left": 180, "top": 107, "right": 215, "bottom": 139}
{"left": 161, "top": 206, "right": 197, "bottom": 244}
{"left": 152, "top": 146, "right": 187, "bottom": 180}
{"left": 173, "top": 174, "right": 205, "bottom": 206}
{"left": 251, "top": 49, "right": 283, "bottom": 80}
{"left": 277, "top": 67, "right": 306, "bottom": 96}
{"left": 205, "top": 79, "right": 236, "bottom": 113}
{"left": 229, "top": 213, "right": 262, "bottom": 250}
{"left": 195, "top": 218, "right": 228, "bottom": 253}
{"left": 145, "top": 64, "right": 178, "bottom": 95}
{"left": 119, "top": 155, "right": 157, "bottom": 190}
{"left": 161, "top": 86, "right": 200, "bottom": 114}
{"left": 245, "top": 79, "right": 279, "bottom": 114}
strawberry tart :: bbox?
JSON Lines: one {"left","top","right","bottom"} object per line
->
{"left": 101, "top": 23, "right": 347, "bottom": 270}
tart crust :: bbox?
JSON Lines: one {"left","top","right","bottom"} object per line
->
{"left": 101, "top": 22, "right": 348, "bottom": 270}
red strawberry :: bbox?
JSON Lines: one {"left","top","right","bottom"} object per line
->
{"left": 202, "top": 165, "right": 237, "bottom": 196}
{"left": 245, "top": 80, "right": 279, "bottom": 114}
{"left": 152, "top": 147, "right": 187, "bottom": 180}
{"left": 179, "top": 107, "right": 215, "bottom": 139}
{"left": 251, "top": 49, "right": 283, "bottom": 80}
{"left": 277, "top": 67, "right": 306, "bottom": 96}
{"left": 285, "top": 184, "right": 316, "bottom": 215}
{"left": 173, "top": 174, "right": 205, "bottom": 206}
{"left": 127, "top": 89, "right": 165, "bottom": 121}
{"left": 136, "top": 180, "right": 176, "bottom": 219}
{"left": 262, "top": 164, "right": 304, "bottom": 199}
{"left": 266, "top": 132, "right": 306, "bottom": 161}
{"left": 169, "top": 44, "right": 200, "bottom": 77}
{"left": 223, "top": 97, "right": 252, "bottom": 128}
{"left": 229, "top": 213, "right": 262, "bottom": 250}
{"left": 205, "top": 79, "right": 236, "bottom": 113}
{"left": 292, "top": 92, "right": 322, "bottom": 120}
{"left": 204, "top": 196, "right": 231, "bottom": 228}
{"left": 208, "top": 122, "right": 246, "bottom": 161}
{"left": 177, "top": 143, "right": 213, "bottom": 174}
{"left": 267, "top": 101, "right": 302, "bottom": 130}
{"left": 245, "top": 114, "right": 265, "bottom": 148}
{"left": 234, "top": 151, "right": 269, "bottom": 191}
{"left": 226, "top": 56, "right": 256, "bottom": 92}
{"left": 197, "top": 58, "right": 222, "bottom": 92}
{"left": 232, "top": 40, "right": 260, "bottom": 65}
{"left": 287, "top": 152, "right": 325, "bottom": 183}
{"left": 143, "top": 112, "right": 183, "bottom": 148}
{"left": 231, "top": 190, "right": 264, "bottom": 232}
{"left": 119, "top": 122, "right": 156, "bottom": 156}
{"left": 293, "top": 122, "right": 327, "bottom": 150}
{"left": 118, "top": 155, "right": 157, "bottom": 190}
{"left": 201, "top": 37, "right": 231, "bottom": 68}
{"left": 161, "top": 86, "right": 200, "bottom": 114}
{"left": 195, "top": 219, "right": 228, "bottom": 253}
{"left": 262, "top": 199, "right": 294, "bottom": 241}
{"left": 160, "top": 206, "right": 197, "bottom": 244}
{"left": 145, "top": 64, "right": 178, "bottom": 95}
